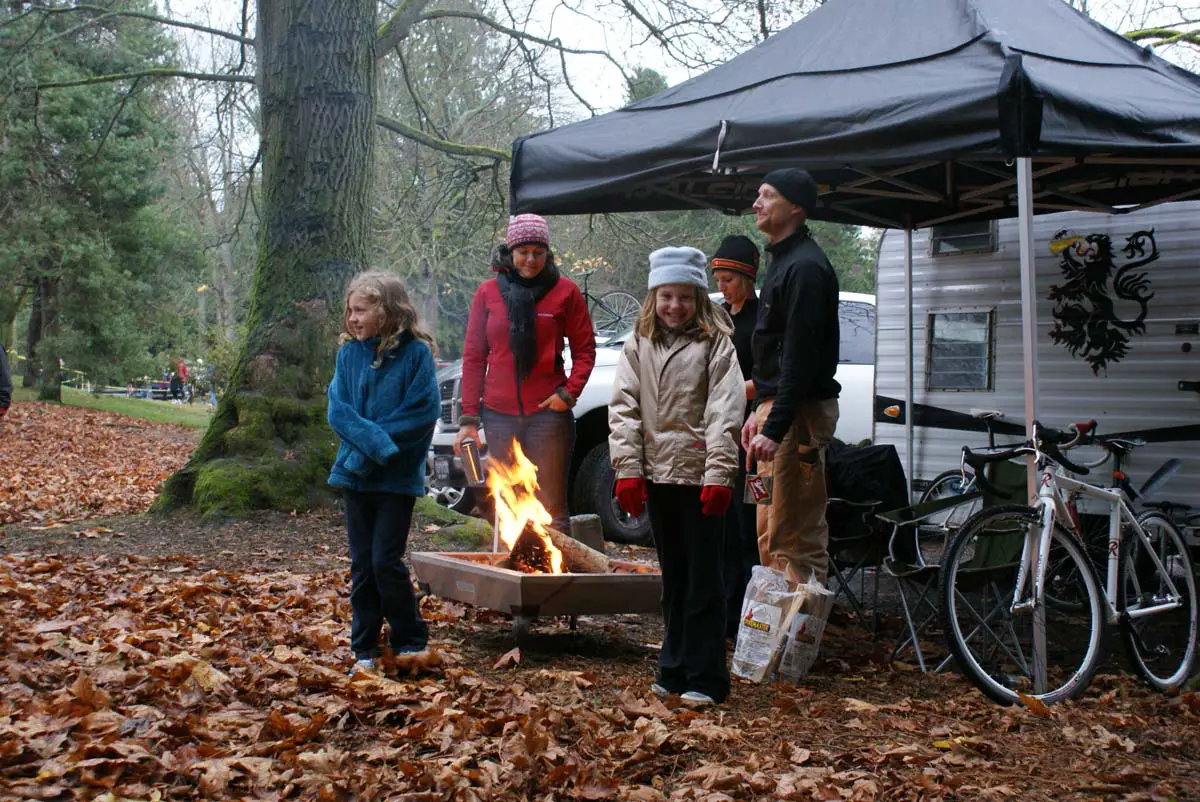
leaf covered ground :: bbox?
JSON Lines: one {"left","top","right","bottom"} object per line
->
{"left": 1, "top": 402, "right": 1198, "bottom": 800}
{"left": 0, "top": 403, "right": 197, "bottom": 526}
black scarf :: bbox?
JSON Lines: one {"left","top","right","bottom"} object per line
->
{"left": 496, "top": 262, "right": 560, "bottom": 380}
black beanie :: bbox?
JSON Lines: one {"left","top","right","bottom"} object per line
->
{"left": 762, "top": 168, "right": 818, "bottom": 214}
{"left": 711, "top": 235, "right": 760, "bottom": 279}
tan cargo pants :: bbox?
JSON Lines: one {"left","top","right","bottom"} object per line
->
{"left": 754, "top": 397, "right": 839, "bottom": 585}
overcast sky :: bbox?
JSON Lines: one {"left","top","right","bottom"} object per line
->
{"left": 161, "top": 0, "right": 1198, "bottom": 119}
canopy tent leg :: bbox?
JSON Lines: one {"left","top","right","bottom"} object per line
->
{"left": 1016, "top": 157, "right": 1040, "bottom": 501}
{"left": 904, "top": 227, "right": 914, "bottom": 499}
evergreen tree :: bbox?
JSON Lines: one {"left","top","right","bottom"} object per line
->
{"left": 0, "top": 1, "right": 180, "bottom": 394}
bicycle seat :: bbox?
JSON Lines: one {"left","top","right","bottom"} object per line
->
{"left": 576, "top": 268, "right": 596, "bottom": 278}
{"left": 970, "top": 409, "right": 1005, "bottom": 420}
{"left": 1097, "top": 437, "right": 1145, "bottom": 456}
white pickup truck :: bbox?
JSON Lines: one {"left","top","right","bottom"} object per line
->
{"left": 426, "top": 292, "right": 876, "bottom": 545}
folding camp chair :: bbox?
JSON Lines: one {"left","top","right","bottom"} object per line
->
{"left": 826, "top": 497, "right": 889, "bottom": 633}
{"left": 823, "top": 441, "right": 909, "bottom": 634}
{"left": 882, "top": 460, "right": 1027, "bottom": 671}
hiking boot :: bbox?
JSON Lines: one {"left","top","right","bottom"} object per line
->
{"left": 680, "top": 691, "right": 717, "bottom": 708}
{"left": 650, "top": 682, "right": 671, "bottom": 699}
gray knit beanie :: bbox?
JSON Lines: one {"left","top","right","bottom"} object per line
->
{"left": 648, "top": 246, "right": 709, "bottom": 290}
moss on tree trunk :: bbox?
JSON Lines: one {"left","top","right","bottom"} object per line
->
{"left": 156, "top": 0, "right": 376, "bottom": 517}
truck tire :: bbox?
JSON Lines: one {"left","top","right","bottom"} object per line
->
{"left": 572, "top": 441, "right": 654, "bottom": 547}
{"left": 431, "top": 485, "right": 477, "bottom": 515}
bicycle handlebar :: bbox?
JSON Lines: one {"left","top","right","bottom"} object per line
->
{"left": 1032, "top": 419, "right": 1094, "bottom": 475}
{"left": 961, "top": 444, "right": 1031, "bottom": 500}
{"left": 959, "top": 418, "right": 1097, "bottom": 497}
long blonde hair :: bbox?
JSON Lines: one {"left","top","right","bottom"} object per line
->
{"left": 636, "top": 286, "right": 733, "bottom": 343}
{"left": 341, "top": 271, "right": 438, "bottom": 358}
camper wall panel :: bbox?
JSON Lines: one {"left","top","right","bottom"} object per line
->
{"left": 875, "top": 201, "right": 1200, "bottom": 508}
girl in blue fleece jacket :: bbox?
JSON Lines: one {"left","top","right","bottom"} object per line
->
{"left": 328, "top": 271, "right": 441, "bottom": 675}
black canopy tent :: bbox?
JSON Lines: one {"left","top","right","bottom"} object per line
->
{"left": 509, "top": 0, "right": 1200, "bottom": 497}
{"left": 510, "top": 0, "right": 1200, "bottom": 228}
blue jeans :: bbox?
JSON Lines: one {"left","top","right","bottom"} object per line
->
{"left": 344, "top": 490, "right": 427, "bottom": 658}
{"left": 482, "top": 408, "right": 575, "bottom": 532}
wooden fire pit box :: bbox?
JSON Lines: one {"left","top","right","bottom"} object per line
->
{"left": 411, "top": 552, "right": 662, "bottom": 632}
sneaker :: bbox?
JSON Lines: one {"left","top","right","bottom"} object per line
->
{"left": 396, "top": 646, "right": 429, "bottom": 659}
{"left": 650, "top": 683, "right": 671, "bottom": 699}
{"left": 349, "top": 658, "right": 377, "bottom": 676}
{"left": 680, "top": 691, "right": 717, "bottom": 708}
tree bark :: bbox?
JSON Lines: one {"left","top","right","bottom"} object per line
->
{"left": 156, "top": 0, "right": 376, "bottom": 516}
{"left": 23, "top": 279, "right": 44, "bottom": 388}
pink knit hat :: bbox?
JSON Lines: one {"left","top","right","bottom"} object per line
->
{"left": 506, "top": 214, "right": 550, "bottom": 249}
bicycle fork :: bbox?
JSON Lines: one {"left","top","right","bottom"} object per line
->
{"left": 1007, "top": 491, "right": 1058, "bottom": 693}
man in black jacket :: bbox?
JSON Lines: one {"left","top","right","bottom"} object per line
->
{"left": 0, "top": 346, "right": 12, "bottom": 421}
{"left": 741, "top": 168, "right": 840, "bottom": 585}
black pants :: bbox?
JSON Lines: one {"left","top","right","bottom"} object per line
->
{"left": 648, "top": 482, "right": 729, "bottom": 702}
{"left": 344, "top": 490, "right": 427, "bottom": 658}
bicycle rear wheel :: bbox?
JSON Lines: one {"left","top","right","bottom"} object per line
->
{"left": 919, "top": 469, "right": 982, "bottom": 531}
{"left": 590, "top": 290, "right": 641, "bottom": 336}
{"left": 1120, "top": 510, "right": 1198, "bottom": 691}
{"left": 941, "top": 505, "right": 1104, "bottom": 706}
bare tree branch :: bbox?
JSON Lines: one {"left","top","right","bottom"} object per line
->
{"left": 25, "top": 69, "right": 255, "bottom": 90}
{"left": 377, "top": 0, "right": 434, "bottom": 59}
{"left": 376, "top": 113, "right": 509, "bottom": 160}
{"left": 88, "top": 76, "right": 139, "bottom": 162}
{"left": 1126, "top": 26, "right": 1200, "bottom": 48}
{"left": 21, "top": 3, "right": 255, "bottom": 46}
{"left": 419, "top": 7, "right": 629, "bottom": 78}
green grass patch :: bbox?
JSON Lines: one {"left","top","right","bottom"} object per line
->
{"left": 413, "top": 496, "right": 492, "bottom": 551}
{"left": 12, "top": 385, "right": 214, "bottom": 429}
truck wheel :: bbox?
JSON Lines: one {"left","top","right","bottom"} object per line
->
{"left": 572, "top": 442, "right": 654, "bottom": 547}
{"left": 429, "top": 485, "right": 477, "bottom": 515}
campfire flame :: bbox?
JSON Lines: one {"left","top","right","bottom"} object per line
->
{"left": 486, "top": 442, "right": 564, "bottom": 574}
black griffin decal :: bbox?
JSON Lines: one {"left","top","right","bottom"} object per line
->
{"left": 1047, "top": 228, "right": 1158, "bottom": 374}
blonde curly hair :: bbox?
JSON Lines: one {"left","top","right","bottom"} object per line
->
{"left": 340, "top": 271, "right": 438, "bottom": 358}
{"left": 636, "top": 285, "right": 732, "bottom": 343}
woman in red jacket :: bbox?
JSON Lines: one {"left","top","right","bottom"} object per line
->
{"left": 454, "top": 214, "right": 596, "bottom": 531}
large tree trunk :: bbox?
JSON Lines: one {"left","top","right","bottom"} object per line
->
{"left": 156, "top": 0, "right": 376, "bottom": 516}
{"left": 23, "top": 278, "right": 44, "bottom": 388}
{"left": 216, "top": 239, "right": 238, "bottom": 341}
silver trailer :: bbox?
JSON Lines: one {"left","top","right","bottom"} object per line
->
{"left": 873, "top": 200, "right": 1200, "bottom": 511}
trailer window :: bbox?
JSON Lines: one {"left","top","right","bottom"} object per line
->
{"left": 926, "top": 310, "right": 994, "bottom": 391}
{"left": 930, "top": 221, "right": 996, "bottom": 256}
{"left": 839, "top": 301, "right": 875, "bottom": 365}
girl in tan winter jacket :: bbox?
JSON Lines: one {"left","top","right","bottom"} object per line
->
{"left": 608, "top": 246, "right": 745, "bottom": 707}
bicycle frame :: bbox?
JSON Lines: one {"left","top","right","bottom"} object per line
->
{"left": 1010, "top": 462, "right": 1185, "bottom": 693}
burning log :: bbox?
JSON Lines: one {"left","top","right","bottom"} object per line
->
{"left": 501, "top": 524, "right": 612, "bottom": 574}
{"left": 504, "top": 525, "right": 557, "bottom": 574}
{"left": 545, "top": 526, "right": 611, "bottom": 574}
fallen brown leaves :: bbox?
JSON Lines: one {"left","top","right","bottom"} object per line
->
{"left": 0, "top": 404, "right": 195, "bottom": 526}
{"left": 2, "top": 554, "right": 1199, "bottom": 801}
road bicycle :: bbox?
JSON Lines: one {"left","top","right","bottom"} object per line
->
{"left": 938, "top": 421, "right": 1197, "bottom": 705}
{"left": 576, "top": 269, "right": 641, "bottom": 338}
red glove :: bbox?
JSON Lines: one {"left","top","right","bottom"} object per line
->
{"left": 0, "top": 405, "right": 7, "bottom": 419}
{"left": 614, "top": 477, "right": 647, "bottom": 518}
{"left": 700, "top": 485, "right": 732, "bottom": 517}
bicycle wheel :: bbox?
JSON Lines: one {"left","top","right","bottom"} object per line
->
{"left": 941, "top": 504, "right": 1104, "bottom": 705}
{"left": 1119, "top": 510, "right": 1198, "bottom": 692}
{"left": 919, "top": 469, "right": 982, "bottom": 531}
{"left": 590, "top": 290, "right": 641, "bottom": 336}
